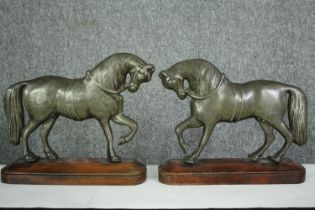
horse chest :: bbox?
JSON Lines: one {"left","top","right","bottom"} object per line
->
{"left": 87, "top": 92, "right": 121, "bottom": 118}
{"left": 56, "top": 83, "right": 90, "bottom": 121}
{"left": 227, "top": 84, "right": 249, "bottom": 122}
{"left": 190, "top": 100, "right": 217, "bottom": 121}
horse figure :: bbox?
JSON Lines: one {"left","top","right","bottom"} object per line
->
{"left": 4, "top": 53, "right": 155, "bottom": 163}
{"left": 159, "top": 59, "right": 307, "bottom": 164}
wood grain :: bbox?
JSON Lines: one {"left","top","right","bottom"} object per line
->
{"left": 1, "top": 158, "right": 146, "bottom": 185}
{"left": 159, "top": 158, "right": 305, "bottom": 185}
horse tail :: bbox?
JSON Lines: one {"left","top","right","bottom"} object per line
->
{"left": 4, "top": 82, "right": 28, "bottom": 145}
{"left": 287, "top": 86, "right": 307, "bottom": 146}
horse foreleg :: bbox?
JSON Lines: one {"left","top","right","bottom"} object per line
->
{"left": 184, "top": 123, "right": 215, "bottom": 164}
{"left": 40, "top": 115, "right": 59, "bottom": 161}
{"left": 248, "top": 120, "right": 274, "bottom": 162}
{"left": 175, "top": 117, "right": 202, "bottom": 154}
{"left": 22, "top": 119, "right": 41, "bottom": 162}
{"left": 99, "top": 119, "right": 121, "bottom": 163}
{"left": 112, "top": 113, "right": 138, "bottom": 145}
{"left": 268, "top": 121, "right": 293, "bottom": 163}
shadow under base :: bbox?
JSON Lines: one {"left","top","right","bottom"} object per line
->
{"left": 159, "top": 158, "right": 305, "bottom": 185}
{"left": 1, "top": 158, "right": 146, "bottom": 185}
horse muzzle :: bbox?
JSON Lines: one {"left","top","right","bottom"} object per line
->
{"left": 128, "top": 83, "right": 139, "bottom": 93}
{"left": 177, "top": 89, "right": 187, "bottom": 100}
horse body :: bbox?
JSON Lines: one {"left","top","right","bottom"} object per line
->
{"left": 5, "top": 53, "right": 155, "bottom": 163}
{"left": 197, "top": 80, "right": 290, "bottom": 123}
{"left": 160, "top": 59, "right": 307, "bottom": 164}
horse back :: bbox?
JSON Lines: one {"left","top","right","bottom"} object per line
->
{"left": 22, "top": 76, "right": 90, "bottom": 121}
{"left": 234, "top": 80, "right": 290, "bottom": 120}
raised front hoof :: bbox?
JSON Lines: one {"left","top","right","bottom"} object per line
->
{"left": 108, "top": 155, "right": 121, "bottom": 163}
{"left": 248, "top": 153, "right": 260, "bottom": 162}
{"left": 45, "top": 151, "right": 59, "bottom": 161}
{"left": 118, "top": 136, "right": 131, "bottom": 145}
{"left": 268, "top": 155, "right": 281, "bottom": 163}
{"left": 24, "top": 154, "right": 40, "bottom": 163}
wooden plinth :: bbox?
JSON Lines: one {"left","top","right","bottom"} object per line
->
{"left": 1, "top": 158, "right": 146, "bottom": 185}
{"left": 159, "top": 158, "right": 305, "bottom": 185}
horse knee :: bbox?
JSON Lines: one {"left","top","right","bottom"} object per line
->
{"left": 175, "top": 125, "right": 182, "bottom": 136}
{"left": 130, "top": 122, "right": 138, "bottom": 132}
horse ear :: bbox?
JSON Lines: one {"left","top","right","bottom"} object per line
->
{"left": 159, "top": 70, "right": 168, "bottom": 79}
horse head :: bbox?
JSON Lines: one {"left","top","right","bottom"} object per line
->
{"left": 160, "top": 59, "right": 228, "bottom": 100}
{"left": 159, "top": 69, "right": 187, "bottom": 100}
{"left": 128, "top": 64, "right": 155, "bottom": 93}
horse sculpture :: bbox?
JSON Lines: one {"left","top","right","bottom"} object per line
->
{"left": 159, "top": 59, "right": 307, "bottom": 164}
{"left": 4, "top": 53, "right": 155, "bottom": 163}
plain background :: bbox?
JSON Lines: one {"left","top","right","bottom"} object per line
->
{"left": 0, "top": 0, "right": 314, "bottom": 164}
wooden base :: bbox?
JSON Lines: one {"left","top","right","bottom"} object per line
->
{"left": 1, "top": 158, "right": 146, "bottom": 185}
{"left": 159, "top": 158, "right": 305, "bottom": 185}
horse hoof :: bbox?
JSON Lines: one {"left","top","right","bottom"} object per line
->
{"left": 248, "top": 153, "right": 260, "bottom": 162}
{"left": 268, "top": 155, "right": 281, "bottom": 163}
{"left": 184, "top": 159, "right": 195, "bottom": 165}
{"left": 118, "top": 137, "right": 129, "bottom": 145}
{"left": 45, "top": 151, "right": 59, "bottom": 161}
{"left": 109, "top": 155, "right": 121, "bottom": 163}
{"left": 25, "top": 154, "right": 40, "bottom": 163}
{"left": 183, "top": 156, "right": 196, "bottom": 165}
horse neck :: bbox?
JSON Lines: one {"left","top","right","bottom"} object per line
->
{"left": 179, "top": 69, "right": 210, "bottom": 95}
{"left": 89, "top": 64, "right": 130, "bottom": 90}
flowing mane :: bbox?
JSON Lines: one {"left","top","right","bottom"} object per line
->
{"left": 86, "top": 53, "right": 146, "bottom": 90}
{"left": 170, "top": 59, "right": 227, "bottom": 96}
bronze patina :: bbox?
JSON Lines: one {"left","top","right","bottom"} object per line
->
{"left": 4, "top": 53, "right": 155, "bottom": 163}
{"left": 159, "top": 59, "right": 307, "bottom": 164}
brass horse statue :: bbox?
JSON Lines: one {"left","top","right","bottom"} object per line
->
{"left": 4, "top": 53, "right": 155, "bottom": 163}
{"left": 159, "top": 59, "right": 307, "bottom": 164}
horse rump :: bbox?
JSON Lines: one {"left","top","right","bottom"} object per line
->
{"left": 4, "top": 82, "right": 27, "bottom": 145}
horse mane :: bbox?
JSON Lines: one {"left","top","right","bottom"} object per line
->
{"left": 172, "top": 59, "right": 227, "bottom": 96}
{"left": 86, "top": 53, "right": 146, "bottom": 89}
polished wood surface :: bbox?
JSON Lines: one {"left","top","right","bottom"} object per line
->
{"left": 1, "top": 158, "right": 146, "bottom": 185}
{"left": 159, "top": 158, "right": 305, "bottom": 185}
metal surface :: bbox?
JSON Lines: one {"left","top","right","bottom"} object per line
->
{"left": 4, "top": 53, "right": 155, "bottom": 163}
{"left": 159, "top": 59, "right": 307, "bottom": 164}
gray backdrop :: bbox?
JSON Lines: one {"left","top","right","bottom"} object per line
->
{"left": 0, "top": 0, "right": 314, "bottom": 164}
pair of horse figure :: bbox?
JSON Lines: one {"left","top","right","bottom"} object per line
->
{"left": 4, "top": 53, "right": 307, "bottom": 164}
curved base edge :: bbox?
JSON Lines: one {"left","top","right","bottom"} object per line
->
{"left": 1, "top": 158, "right": 147, "bottom": 185}
{"left": 158, "top": 158, "right": 305, "bottom": 185}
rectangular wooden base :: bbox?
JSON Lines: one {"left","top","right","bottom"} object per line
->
{"left": 159, "top": 158, "right": 305, "bottom": 185}
{"left": 1, "top": 158, "right": 146, "bottom": 185}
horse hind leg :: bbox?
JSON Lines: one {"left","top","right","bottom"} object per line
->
{"left": 40, "top": 115, "right": 59, "bottom": 161}
{"left": 248, "top": 120, "right": 274, "bottom": 162}
{"left": 268, "top": 120, "right": 293, "bottom": 163}
{"left": 22, "top": 119, "right": 42, "bottom": 162}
